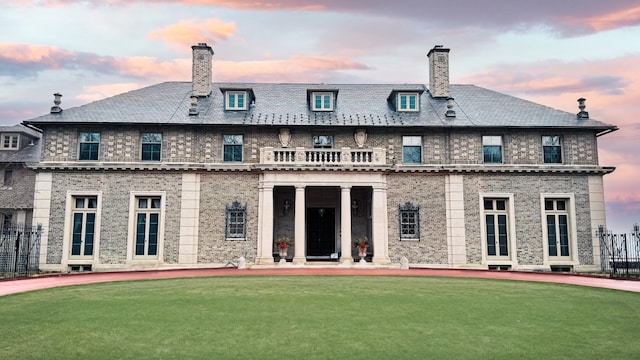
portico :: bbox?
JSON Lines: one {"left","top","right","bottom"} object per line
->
{"left": 256, "top": 172, "right": 390, "bottom": 266}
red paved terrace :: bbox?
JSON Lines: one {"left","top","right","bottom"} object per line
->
{"left": 1, "top": 268, "right": 639, "bottom": 297}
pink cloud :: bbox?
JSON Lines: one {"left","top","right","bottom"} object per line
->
{"left": 148, "top": 18, "right": 237, "bottom": 50}
{"left": 75, "top": 83, "right": 145, "bottom": 102}
{"left": 561, "top": 5, "right": 640, "bottom": 32}
{"left": 214, "top": 55, "right": 370, "bottom": 82}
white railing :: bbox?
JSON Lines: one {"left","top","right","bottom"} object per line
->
{"left": 261, "top": 147, "right": 386, "bottom": 166}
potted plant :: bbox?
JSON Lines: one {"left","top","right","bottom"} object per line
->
{"left": 275, "top": 236, "right": 291, "bottom": 258}
{"left": 354, "top": 236, "right": 369, "bottom": 259}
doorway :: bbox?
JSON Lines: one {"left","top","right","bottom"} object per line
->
{"left": 306, "top": 207, "right": 336, "bottom": 260}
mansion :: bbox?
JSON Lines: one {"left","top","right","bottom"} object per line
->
{"left": 23, "top": 43, "right": 617, "bottom": 272}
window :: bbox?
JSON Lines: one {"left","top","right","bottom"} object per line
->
{"left": 3, "top": 169, "right": 12, "bottom": 186}
{"left": 141, "top": 133, "right": 162, "bottom": 161}
{"left": 134, "top": 196, "right": 161, "bottom": 258}
{"left": 79, "top": 132, "right": 100, "bottom": 160}
{"left": 226, "top": 91, "right": 247, "bottom": 110}
{"left": 484, "top": 199, "right": 509, "bottom": 258}
{"left": 542, "top": 136, "right": 562, "bottom": 164}
{"left": 482, "top": 136, "right": 502, "bottom": 163}
{"left": 226, "top": 201, "right": 247, "bottom": 239}
{"left": 398, "top": 93, "right": 419, "bottom": 111}
{"left": 399, "top": 202, "right": 420, "bottom": 240}
{"left": 545, "top": 199, "right": 570, "bottom": 258}
{"left": 313, "top": 135, "right": 334, "bottom": 149}
{"left": 312, "top": 92, "right": 333, "bottom": 111}
{"left": 223, "top": 135, "right": 243, "bottom": 162}
{"left": 402, "top": 136, "right": 422, "bottom": 164}
{"left": 1, "top": 134, "right": 19, "bottom": 150}
{"left": 71, "top": 196, "right": 97, "bottom": 257}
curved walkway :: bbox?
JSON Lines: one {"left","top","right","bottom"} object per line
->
{"left": 1, "top": 267, "right": 639, "bottom": 297}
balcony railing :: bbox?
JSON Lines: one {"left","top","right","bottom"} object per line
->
{"left": 260, "top": 147, "right": 386, "bottom": 166}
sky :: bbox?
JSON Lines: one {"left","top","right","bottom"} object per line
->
{"left": 1, "top": 0, "right": 639, "bottom": 232}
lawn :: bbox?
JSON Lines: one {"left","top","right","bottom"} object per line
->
{"left": 0, "top": 276, "right": 638, "bottom": 359}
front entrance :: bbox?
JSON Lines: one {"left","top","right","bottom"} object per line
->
{"left": 306, "top": 207, "right": 336, "bottom": 260}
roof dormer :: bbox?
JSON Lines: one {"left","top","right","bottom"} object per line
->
{"left": 307, "top": 89, "right": 338, "bottom": 112}
{"left": 388, "top": 89, "right": 424, "bottom": 112}
{"left": 220, "top": 88, "right": 255, "bottom": 111}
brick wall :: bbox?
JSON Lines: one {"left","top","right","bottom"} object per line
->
{"left": 39, "top": 125, "right": 601, "bottom": 167}
{"left": 46, "top": 171, "right": 182, "bottom": 265}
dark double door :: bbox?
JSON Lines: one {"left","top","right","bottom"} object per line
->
{"left": 306, "top": 208, "right": 335, "bottom": 259}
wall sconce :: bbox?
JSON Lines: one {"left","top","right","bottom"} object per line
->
{"left": 351, "top": 199, "right": 359, "bottom": 216}
{"left": 282, "top": 199, "right": 291, "bottom": 216}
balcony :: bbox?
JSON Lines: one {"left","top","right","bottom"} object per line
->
{"left": 260, "top": 147, "right": 386, "bottom": 166}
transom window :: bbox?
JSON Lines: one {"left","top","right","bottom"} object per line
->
{"left": 398, "top": 93, "right": 419, "bottom": 112}
{"left": 542, "top": 136, "right": 562, "bottom": 164}
{"left": 134, "top": 196, "right": 161, "bottom": 258}
{"left": 226, "top": 91, "right": 247, "bottom": 110}
{"left": 402, "top": 136, "right": 422, "bottom": 164}
{"left": 1, "top": 134, "right": 19, "bottom": 150}
{"left": 71, "top": 196, "right": 97, "bottom": 257}
{"left": 223, "top": 135, "right": 243, "bottom": 162}
{"left": 484, "top": 198, "right": 509, "bottom": 258}
{"left": 79, "top": 132, "right": 100, "bottom": 161}
{"left": 313, "top": 135, "right": 334, "bottom": 149}
{"left": 545, "top": 198, "right": 570, "bottom": 258}
{"left": 226, "top": 201, "right": 247, "bottom": 240}
{"left": 399, "top": 202, "right": 420, "bottom": 240}
{"left": 141, "top": 133, "right": 162, "bottom": 161}
{"left": 312, "top": 92, "right": 334, "bottom": 111}
{"left": 482, "top": 136, "right": 503, "bottom": 164}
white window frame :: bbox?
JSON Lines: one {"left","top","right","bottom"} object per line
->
{"left": 402, "top": 136, "right": 422, "bottom": 164}
{"left": 542, "top": 135, "right": 563, "bottom": 164}
{"left": 311, "top": 92, "right": 334, "bottom": 111}
{"left": 225, "top": 91, "right": 248, "bottom": 110}
{"left": 126, "top": 191, "right": 166, "bottom": 263}
{"left": 1, "top": 134, "right": 19, "bottom": 150}
{"left": 479, "top": 193, "right": 517, "bottom": 267}
{"left": 540, "top": 193, "right": 578, "bottom": 267}
{"left": 397, "top": 93, "right": 419, "bottom": 112}
{"left": 225, "top": 201, "right": 247, "bottom": 241}
{"left": 482, "top": 135, "right": 503, "bottom": 164}
{"left": 62, "top": 191, "right": 102, "bottom": 265}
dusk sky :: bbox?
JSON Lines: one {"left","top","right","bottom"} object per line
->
{"left": 1, "top": 0, "right": 638, "bottom": 232}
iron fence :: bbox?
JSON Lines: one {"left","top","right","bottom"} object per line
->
{"left": 0, "top": 224, "right": 41, "bottom": 279}
{"left": 598, "top": 224, "right": 640, "bottom": 278}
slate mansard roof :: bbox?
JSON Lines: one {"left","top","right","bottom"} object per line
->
{"left": 24, "top": 82, "right": 617, "bottom": 133}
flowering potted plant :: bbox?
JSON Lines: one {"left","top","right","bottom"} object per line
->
{"left": 275, "top": 236, "right": 291, "bottom": 258}
{"left": 354, "top": 236, "right": 369, "bottom": 258}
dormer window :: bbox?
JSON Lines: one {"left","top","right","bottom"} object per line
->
{"left": 307, "top": 90, "right": 338, "bottom": 112}
{"left": 312, "top": 92, "right": 333, "bottom": 111}
{"left": 398, "top": 93, "right": 419, "bottom": 112}
{"left": 388, "top": 89, "right": 423, "bottom": 112}
{"left": 221, "top": 88, "right": 255, "bottom": 111}
{"left": 226, "top": 91, "right": 247, "bottom": 110}
{"left": 1, "top": 134, "right": 19, "bottom": 150}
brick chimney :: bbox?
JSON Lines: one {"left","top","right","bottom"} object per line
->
{"left": 192, "top": 43, "right": 214, "bottom": 97}
{"left": 427, "top": 45, "right": 450, "bottom": 98}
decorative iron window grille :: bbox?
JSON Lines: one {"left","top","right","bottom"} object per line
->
{"left": 399, "top": 201, "right": 420, "bottom": 240}
{"left": 226, "top": 201, "right": 247, "bottom": 240}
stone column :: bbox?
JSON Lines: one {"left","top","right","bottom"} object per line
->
{"left": 293, "top": 186, "right": 306, "bottom": 264}
{"left": 340, "top": 186, "right": 353, "bottom": 264}
{"left": 371, "top": 185, "right": 390, "bottom": 264}
{"left": 257, "top": 185, "right": 275, "bottom": 264}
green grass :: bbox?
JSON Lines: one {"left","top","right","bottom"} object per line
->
{"left": 1, "top": 276, "right": 638, "bottom": 359}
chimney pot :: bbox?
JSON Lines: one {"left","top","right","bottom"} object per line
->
{"left": 50, "top": 92, "right": 63, "bottom": 113}
{"left": 576, "top": 97, "right": 589, "bottom": 119}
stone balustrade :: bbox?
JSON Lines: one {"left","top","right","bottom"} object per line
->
{"left": 260, "top": 147, "right": 386, "bottom": 166}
